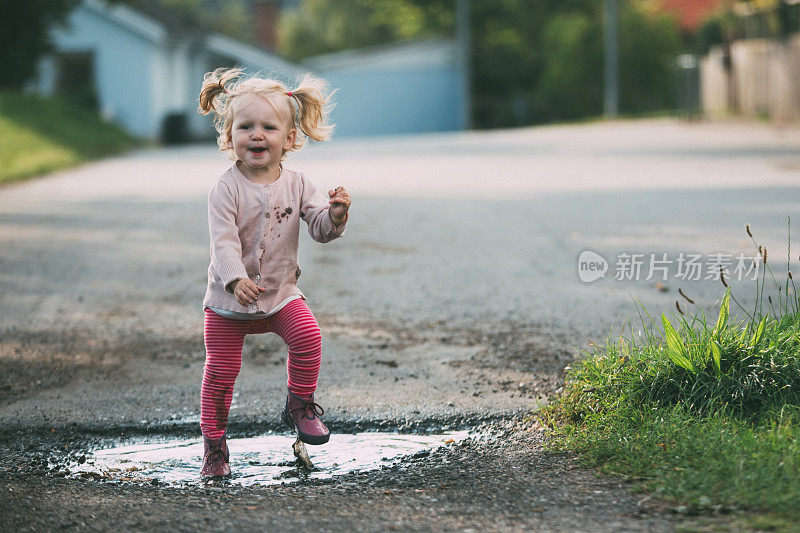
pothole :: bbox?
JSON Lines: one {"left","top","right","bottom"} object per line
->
{"left": 61, "top": 430, "right": 472, "bottom": 487}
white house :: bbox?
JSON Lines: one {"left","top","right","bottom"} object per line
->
{"left": 32, "top": 0, "right": 467, "bottom": 140}
{"left": 32, "top": 0, "right": 302, "bottom": 140}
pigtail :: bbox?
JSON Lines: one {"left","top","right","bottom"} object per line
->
{"left": 288, "top": 73, "right": 334, "bottom": 149}
{"left": 197, "top": 67, "right": 244, "bottom": 115}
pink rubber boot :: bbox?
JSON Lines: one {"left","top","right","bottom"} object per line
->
{"left": 201, "top": 433, "right": 231, "bottom": 477}
{"left": 281, "top": 390, "right": 330, "bottom": 445}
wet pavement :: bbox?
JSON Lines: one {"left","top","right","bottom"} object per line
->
{"left": 1, "top": 118, "right": 799, "bottom": 531}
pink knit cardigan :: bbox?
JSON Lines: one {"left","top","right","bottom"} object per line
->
{"left": 202, "top": 163, "right": 346, "bottom": 314}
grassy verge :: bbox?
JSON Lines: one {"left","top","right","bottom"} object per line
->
{"left": 544, "top": 226, "right": 800, "bottom": 530}
{"left": 0, "top": 92, "right": 139, "bottom": 185}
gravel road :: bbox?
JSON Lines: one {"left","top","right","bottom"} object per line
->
{"left": 1, "top": 118, "right": 798, "bottom": 531}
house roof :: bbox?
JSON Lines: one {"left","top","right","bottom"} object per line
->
{"left": 302, "top": 38, "right": 456, "bottom": 72}
{"left": 206, "top": 33, "right": 303, "bottom": 77}
{"left": 83, "top": 0, "right": 168, "bottom": 44}
{"left": 113, "top": 0, "right": 210, "bottom": 37}
{"left": 81, "top": 0, "right": 299, "bottom": 73}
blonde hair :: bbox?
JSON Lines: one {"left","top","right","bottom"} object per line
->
{"left": 197, "top": 67, "right": 333, "bottom": 160}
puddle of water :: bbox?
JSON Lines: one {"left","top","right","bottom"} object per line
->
{"left": 65, "top": 431, "right": 471, "bottom": 487}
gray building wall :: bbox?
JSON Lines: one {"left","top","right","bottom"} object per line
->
{"left": 37, "top": 3, "right": 160, "bottom": 137}
{"left": 304, "top": 39, "right": 465, "bottom": 138}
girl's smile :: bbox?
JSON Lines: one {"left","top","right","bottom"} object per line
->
{"left": 230, "top": 95, "right": 295, "bottom": 183}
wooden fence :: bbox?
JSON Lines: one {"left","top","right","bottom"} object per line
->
{"left": 701, "top": 33, "right": 800, "bottom": 122}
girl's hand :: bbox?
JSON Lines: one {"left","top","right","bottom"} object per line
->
{"left": 328, "top": 186, "right": 350, "bottom": 226}
{"left": 233, "top": 278, "right": 265, "bottom": 306}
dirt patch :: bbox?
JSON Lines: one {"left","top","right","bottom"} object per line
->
{"left": 0, "top": 356, "right": 89, "bottom": 403}
{"left": 0, "top": 311, "right": 678, "bottom": 530}
{"left": 318, "top": 314, "right": 579, "bottom": 400}
{"left": 0, "top": 322, "right": 207, "bottom": 405}
{"left": 0, "top": 332, "right": 123, "bottom": 403}
{"left": 446, "top": 321, "right": 578, "bottom": 374}
{"left": 0, "top": 419, "right": 674, "bottom": 532}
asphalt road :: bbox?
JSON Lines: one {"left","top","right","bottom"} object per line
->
{"left": 1, "top": 118, "right": 798, "bottom": 531}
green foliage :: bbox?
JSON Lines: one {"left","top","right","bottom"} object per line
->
{"left": 533, "top": 12, "right": 602, "bottom": 123}
{"left": 547, "top": 404, "right": 800, "bottom": 521}
{"left": 0, "top": 92, "right": 137, "bottom": 184}
{"left": 532, "top": 3, "right": 680, "bottom": 123}
{"left": 0, "top": 0, "right": 79, "bottom": 89}
{"left": 470, "top": 0, "right": 558, "bottom": 127}
{"left": 119, "top": 0, "right": 255, "bottom": 42}
{"left": 560, "top": 305, "right": 800, "bottom": 420}
{"left": 714, "top": 287, "right": 730, "bottom": 334}
{"left": 693, "top": 1, "right": 800, "bottom": 54}
{"left": 661, "top": 314, "right": 695, "bottom": 372}
{"left": 278, "top": 0, "right": 452, "bottom": 62}
{"left": 547, "top": 302, "right": 800, "bottom": 519}
{"left": 546, "top": 223, "right": 800, "bottom": 522}
{"left": 617, "top": 5, "right": 681, "bottom": 114}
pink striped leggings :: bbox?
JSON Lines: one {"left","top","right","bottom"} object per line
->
{"left": 201, "top": 298, "right": 322, "bottom": 439}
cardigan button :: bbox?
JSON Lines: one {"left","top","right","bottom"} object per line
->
{"left": 295, "top": 268, "right": 301, "bottom": 279}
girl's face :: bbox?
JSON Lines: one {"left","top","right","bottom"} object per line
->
{"left": 229, "top": 94, "right": 295, "bottom": 177}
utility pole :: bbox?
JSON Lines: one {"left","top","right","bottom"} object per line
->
{"left": 456, "top": 0, "right": 472, "bottom": 130}
{"left": 604, "top": 0, "right": 619, "bottom": 117}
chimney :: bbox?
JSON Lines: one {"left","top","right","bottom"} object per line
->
{"left": 254, "top": 0, "right": 280, "bottom": 51}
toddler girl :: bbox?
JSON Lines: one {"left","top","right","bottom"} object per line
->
{"left": 196, "top": 67, "right": 350, "bottom": 477}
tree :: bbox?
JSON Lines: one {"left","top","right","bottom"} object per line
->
{"left": 536, "top": 11, "right": 603, "bottom": 123}
{"left": 278, "top": 0, "right": 452, "bottom": 62}
{"left": 617, "top": 5, "right": 680, "bottom": 114}
{"left": 0, "top": 0, "right": 79, "bottom": 89}
{"left": 119, "top": 0, "right": 255, "bottom": 43}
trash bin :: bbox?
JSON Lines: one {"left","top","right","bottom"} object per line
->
{"left": 675, "top": 54, "right": 701, "bottom": 121}
{"left": 161, "top": 113, "right": 188, "bottom": 145}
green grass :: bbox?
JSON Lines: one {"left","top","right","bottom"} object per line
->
{"left": 0, "top": 92, "right": 139, "bottom": 184}
{"left": 544, "top": 226, "right": 800, "bottom": 529}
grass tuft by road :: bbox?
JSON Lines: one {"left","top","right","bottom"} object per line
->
{"left": 544, "top": 227, "right": 800, "bottom": 531}
{"left": 0, "top": 92, "right": 138, "bottom": 185}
